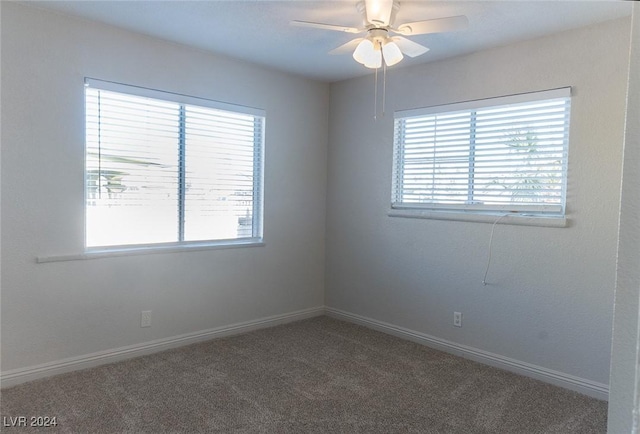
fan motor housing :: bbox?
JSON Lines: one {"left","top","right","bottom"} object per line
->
{"left": 356, "top": 1, "right": 400, "bottom": 28}
{"left": 368, "top": 28, "right": 390, "bottom": 44}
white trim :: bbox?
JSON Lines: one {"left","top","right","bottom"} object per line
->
{"left": 396, "top": 87, "right": 571, "bottom": 119}
{"left": 37, "top": 241, "right": 265, "bottom": 263}
{"left": 392, "top": 202, "right": 563, "bottom": 214}
{"left": 388, "top": 209, "right": 568, "bottom": 228}
{"left": 326, "top": 307, "right": 608, "bottom": 400}
{"left": 0, "top": 307, "right": 324, "bottom": 388}
{"left": 84, "top": 77, "right": 265, "bottom": 117}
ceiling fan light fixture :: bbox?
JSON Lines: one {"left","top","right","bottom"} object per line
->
{"left": 353, "top": 38, "right": 373, "bottom": 64}
{"left": 382, "top": 40, "right": 403, "bottom": 66}
{"left": 353, "top": 38, "right": 382, "bottom": 68}
{"left": 293, "top": 0, "right": 468, "bottom": 71}
{"left": 364, "top": 52, "right": 382, "bottom": 69}
{"left": 292, "top": 0, "right": 468, "bottom": 118}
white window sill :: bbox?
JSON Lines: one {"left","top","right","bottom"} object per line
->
{"left": 388, "top": 209, "right": 568, "bottom": 228}
{"left": 37, "top": 239, "right": 265, "bottom": 263}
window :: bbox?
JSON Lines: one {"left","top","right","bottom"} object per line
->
{"left": 85, "top": 78, "right": 264, "bottom": 249}
{"left": 392, "top": 88, "right": 571, "bottom": 218}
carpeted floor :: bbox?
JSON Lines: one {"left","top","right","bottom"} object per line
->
{"left": 1, "top": 316, "right": 607, "bottom": 433}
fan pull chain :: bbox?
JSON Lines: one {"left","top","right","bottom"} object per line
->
{"left": 373, "top": 41, "right": 387, "bottom": 121}
{"left": 374, "top": 66, "right": 378, "bottom": 121}
{"left": 382, "top": 60, "right": 387, "bottom": 118}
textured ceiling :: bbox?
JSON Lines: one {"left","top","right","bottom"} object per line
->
{"left": 26, "top": 1, "right": 633, "bottom": 82}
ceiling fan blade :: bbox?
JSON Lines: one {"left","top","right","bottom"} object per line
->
{"left": 329, "top": 38, "right": 364, "bottom": 55}
{"left": 392, "top": 36, "right": 430, "bottom": 58}
{"left": 365, "top": 0, "right": 394, "bottom": 26}
{"left": 290, "top": 20, "right": 362, "bottom": 34}
{"left": 395, "top": 15, "right": 469, "bottom": 36}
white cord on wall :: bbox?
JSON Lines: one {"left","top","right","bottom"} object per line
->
{"left": 482, "top": 214, "right": 510, "bottom": 286}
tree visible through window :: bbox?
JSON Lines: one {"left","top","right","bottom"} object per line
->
{"left": 392, "top": 88, "right": 570, "bottom": 217}
{"left": 85, "top": 79, "right": 264, "bottom": 248}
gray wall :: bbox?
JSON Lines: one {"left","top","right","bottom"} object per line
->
{"left": 326, "top": 18, "right": 630, "bottom": 387}
{"left": 609, "top": 4, "right": 640, "bottom": 433}
{"left": 1, "top": 3, "right": 328, "bottom": 371}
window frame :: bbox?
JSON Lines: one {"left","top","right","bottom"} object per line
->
{"left": 391, "top": 87, "right": 571, "bottom": 226}
{"left": 83, "top": 78, "right": 266, "bottom": 254}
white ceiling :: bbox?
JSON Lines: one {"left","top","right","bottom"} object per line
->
{"left": 26, "top": 0, "right": 633, "bottom": 82}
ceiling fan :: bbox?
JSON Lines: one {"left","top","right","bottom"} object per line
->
{"left": 291, "top": 0, "right": 468, "bottom": 69}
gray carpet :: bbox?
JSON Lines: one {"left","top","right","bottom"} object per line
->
{"left": 1, "top": 316, "right": 607, "bottom": 433}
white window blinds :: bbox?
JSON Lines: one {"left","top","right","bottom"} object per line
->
{"left": 85, "top": 79, "right": 264, "bottom": 248}
{"left": 392, "top": 88, "right": 571, "bottom": 216}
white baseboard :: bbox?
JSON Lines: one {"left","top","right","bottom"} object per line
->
{"left": 2, "top": 306, "right": 609, "bottom": 400}
{"left": 326, "top": 307, "right": 609, "bottom": 401}
{"left": 1, "top": 306, "right": 325, "bottom": 389}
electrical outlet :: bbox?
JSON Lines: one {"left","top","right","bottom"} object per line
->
{"left": 453, "top": 312, "right": 462, "bottom": 327}
{"left": 141, "top": 310, "right": 152, "bottom": 328}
